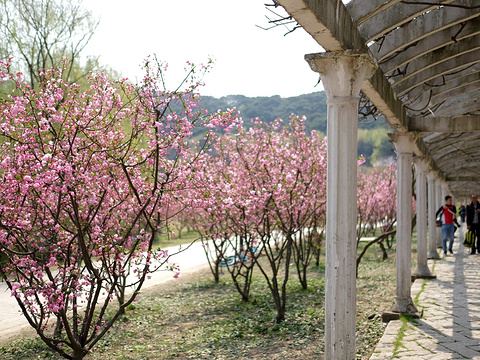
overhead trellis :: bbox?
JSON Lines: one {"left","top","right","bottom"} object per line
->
{"left": 275, "top": 0, "right": 480, "bottom": 197}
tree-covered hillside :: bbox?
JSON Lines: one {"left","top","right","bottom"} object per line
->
{"left": 199, "top": 92, "right": 328, "bottom": 135}
{"left": 198, "top": 92, "right": 395, "bottom": 166}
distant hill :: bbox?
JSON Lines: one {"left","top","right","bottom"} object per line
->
{"left": 199, "top": 92, "right": 328, "bottom": 135}
{"left": 198, "top": 92, "right": 395, "bottom": 166}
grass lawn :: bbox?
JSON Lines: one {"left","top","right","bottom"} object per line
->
{"left": 156, "top": 229, "right": 202, "bottom": 249}
{"left": 0, "top": 234, "right": 405, "bottom": 360}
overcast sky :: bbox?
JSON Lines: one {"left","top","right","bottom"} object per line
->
{"left": 82, "top": 0, "right": 325, "bottom": 98}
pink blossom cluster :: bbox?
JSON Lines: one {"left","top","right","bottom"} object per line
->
{"left": 185, "top": 115, "right": 328, "bottom": 317}
{"left": 357, "top": 164, "right": 397, "bottom": 238}
{"left": 192, "top": 116, "right": 327, "bottom": 249}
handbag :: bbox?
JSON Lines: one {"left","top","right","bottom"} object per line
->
{"left": 464, "top": 230, "right": 475, "bottom": 248}
{"left": 436, "top": 216, "right": 442, "bottom": 227}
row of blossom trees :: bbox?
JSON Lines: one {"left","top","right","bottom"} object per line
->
{"left": 0, "top": 57, "right": 398, "bottom": 358}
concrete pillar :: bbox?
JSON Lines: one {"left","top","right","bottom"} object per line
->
{"left": 435, "top": 178, "right": 442, "bottom": 209}
{"left": 440, "top": 180, "right": 454, "bottom": 206}
{"left": 305, "top": 51, "right": 375, "bottom": 360}
{"left": 389, "top": 133, "right": 418, "bottom": 314}
{"left": 413, "top": 158, "right": 435, "bottom": 278}
{"left": 442, "top": 182, "right": 449, "bottom": 199}
{"left": 427, "top": 171, "right": 440, "bottom": 259}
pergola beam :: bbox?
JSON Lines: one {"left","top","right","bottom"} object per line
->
{"left": 406, "top": 76, "right": 480, "bottom": 113}
{"left": 346, "top": 0, "right": 402, "bottom": 25}
{"left": 368, "top": 2, "right": 480, "bottom": 62}
{"left": 436, "top": 94, "right": 480, "bottom": 117}
{"left": 392, "top": 37, "right": 480, "bottom": 87}
{"left": 379, "top": 19, "right": 480, "bottom": 75}
{"left": 275, "top": 0, "right": 364, "bottom": 52}
{"left": 400, "top": 62, "right": 480, "bottom": 104}
{"left": 351, "top": 0, "right": 456, "bottom": 43}
{"left": 447, "top": 176, "right": 480, "bottom": 182}
{"left": 410, "top": 115, "right": 480, "bottom": 133}
{"left": 394, "top": 49, "right": 480, "bottom": 96}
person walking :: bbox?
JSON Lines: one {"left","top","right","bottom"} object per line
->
{"left": 436, "top": 195, "right": 459, "bottom": 256}
{"left": 466, "top": 194, "right": 480, "bottom": 254}
{"left": 459, "top": 203, "right": 466, "bottom": 223}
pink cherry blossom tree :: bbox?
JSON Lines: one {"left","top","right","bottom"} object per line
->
{"left": 190, "top": 110, "right": 259, "bottom": 299}
{"left": 357, "top": 164, "right": 397, "bottom": 240}
{"left": 0, "top": 57, "right": 223, "bottom": 360}
{"left": 356, "top": 163, "right": 397, "bottom": 271}
{"left": 192, "top": 115, "right": 327, "bottom": 322}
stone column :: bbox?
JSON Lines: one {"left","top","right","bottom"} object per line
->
{"left": 389, "top": 133, "right": 418, "bottom": 314}
{"left": 427, "top": 171, "right": 440, "bottom": 259}
{"left": 413, "top": 158, "right": 435, "bottom": 278}
{"left": 441, "top": 182, "right": 449, "bottom": 215}
{"left": 305, "top": 50, "right": 375, "bottom": 360}
{"left": 442, "top": 182, "right": 449, "bottom": 199}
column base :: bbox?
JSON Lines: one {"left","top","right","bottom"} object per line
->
{"left": 428, "top": 250, "right": 441, "bottom": 259}
{"left": 412, "top": 266, "right": 436, "bottom": 280}
{"left": 383, "top": 297, "right": 423, "bottom": 322}
{"left": 390, "top": 296, "right": 418, "bottom": 314}
{"left": 381, "top": 308, "right": 423, "bottom": 323}
{"left": 411, "top": 272, "right": 437, "bottom": 281}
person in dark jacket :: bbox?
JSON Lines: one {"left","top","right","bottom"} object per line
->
{"left": 436, "top": 195, "right": 459, "bottom": 256}
{"left": 459, "top": 204, "right": 466, "bottom": 223}
{"left": 466, "top": 194, "right": 480, "bottom": 254}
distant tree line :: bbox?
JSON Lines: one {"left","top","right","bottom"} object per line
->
{"left": 198, "top": 92, "right": 395, "bottom": 167}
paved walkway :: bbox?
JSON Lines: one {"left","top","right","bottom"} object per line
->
{"left": 371, "top": 229, "right": 480, "bottom": 359}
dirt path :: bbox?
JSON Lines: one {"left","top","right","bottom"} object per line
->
{"left": 0, "top": 241, "right": 211, "bottom": 347}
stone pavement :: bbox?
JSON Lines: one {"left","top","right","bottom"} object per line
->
{"left": 370, "top": 230, "right": 480, "bottom": 359}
